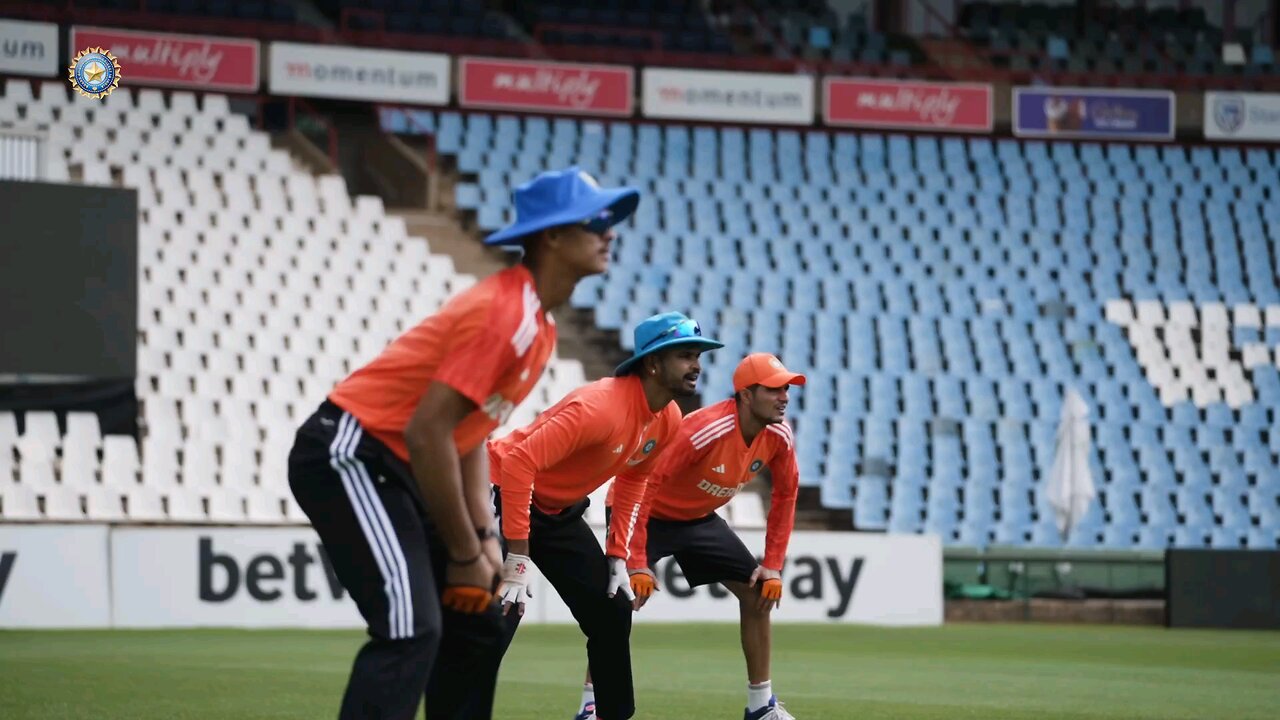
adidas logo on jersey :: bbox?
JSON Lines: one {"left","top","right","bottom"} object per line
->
{"left": 712, "top": 464, "right": 725, "bottom": 473}
{"left": 613, "top": 444, "right": 624, "bottom": 454}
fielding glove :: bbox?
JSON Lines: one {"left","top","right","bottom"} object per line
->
{"left": 497, "top": 553, "right": 533, "bottom": 616}
{"left": 605, "top": 556, "right": 636, "bottom": 601}
{"left": 442, "top": 586, "right": 494, "bottom": 614}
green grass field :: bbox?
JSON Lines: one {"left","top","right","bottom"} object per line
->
{"left": 1, "top": 623, "right": 1276, "bottom": 719}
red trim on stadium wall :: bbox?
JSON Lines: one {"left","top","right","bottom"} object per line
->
{"left": 459, "top": 56, "right": 633, "bottom": 117}
{"left": 824, "top": 77, "right": 993, "bottom": 132}
{"left": 71, "top": 26, "right": 260, "bottom": 92}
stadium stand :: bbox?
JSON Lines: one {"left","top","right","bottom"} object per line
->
{"left": 0, "top": 78, "right": 588, "bottom": 524}
{"left": 401, "top": 108, "right": 1280, "bottom": 551}
{"left": 959, "top": 1, "right": 1275, "bottom": 78}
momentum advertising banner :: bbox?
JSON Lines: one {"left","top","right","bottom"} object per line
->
{"left": 1204, "top": 92, "right": 1280, "bottom": 141}
{"left": 1013, "top": 86, "right": 1175, "bottom": 141}
{"left": 71, "top": 26, "right": 260, "bottom": 92}
{"left": 0, "top": 19, "right": 59, "bottom": 77}
{"left": 824, "top": 77, "right": 992, "bottom": 132}
{"left": 269, "top": 42, "right": 449, "bottom": 105}
{"left": 0, "top": 525, "right": 111, "bottom": 628}
{"left": 460, "top": 57, "right": 633, "bottom": 116}
{"left": 642, "top": 67, "right": 814, "bottom": 125}
{"left": 1, "top": 525, "right": 940, "bottom": 628}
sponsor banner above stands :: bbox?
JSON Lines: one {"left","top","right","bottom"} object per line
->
{"left": 642, "top": 67, "right": 814, "bottom": 125}
{"left": 269, "top": 42, "right": 449, "bottom": 105}
{"left": 460, "top": 57, "right": 633, "bottom": 116}
{"left": 1205, "top": 92, "right": 1280, "bottom": 141}
{"left": 1013, "top": 86, "right": 1175, "bottom": 141}
{"left": 824, "top": 77, "right": 992, "bottom": 132}
{"left": 0, "top": 19, "right": 59, "bottom": 76}
{"left": 0, "top": 525, "right": 111, "bottom": 628}
{"left": 111, "top": 526, "right": 362, "bottom": 628}
{"left": 71, "top": 26, "right": 260, "bottom": 92}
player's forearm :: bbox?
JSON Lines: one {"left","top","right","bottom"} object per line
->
{"left": 459, "top": 445, "right": 496, "bottom": 532}
{"left": 407, "top": 430, "right": 482, "bottom": 562}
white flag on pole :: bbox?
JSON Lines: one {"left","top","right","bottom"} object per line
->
{"left": 1047, "top": 388, "right": 1096, "bottom": 539}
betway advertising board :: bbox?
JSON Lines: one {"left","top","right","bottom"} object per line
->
{"left": 0, "top": 524, "right": 941, "bottom": 628}
{"left": 642, "top": 67, "right": 814, "bottom": 125}
{"left": 530, "top": 530, "right": 942, "bottom": 626}
{"left": 1204, "top": 92, "right": 1280, "bottom": 141}
{"left": 460, "top": 57, "right": 633, "bottom": 116}
{"left": 0, "top": 524, "right": 111, "bottom": 627}
{"left": 269, "top": 42, "right": 449, "bottom": 105}
{"left": 71, "top": 26, "right": 260, "bottom": 92}
{"left": 0, "top": 19, "right": 59, "bottom": 77}
{"left": 824, "top": 77, "right": 992, "bottom": 132}
{"left": 111, "top": 526, "right": 362, "bottom": 628}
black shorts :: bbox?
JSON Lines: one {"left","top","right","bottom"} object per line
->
{"left": 608, "top": 508, "right": 758, "bottom": 588}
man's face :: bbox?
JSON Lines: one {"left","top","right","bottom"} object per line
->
{"left": 649, "top": 347, "right": 704, "bottom": 398}
{"left": 743, "top": 384, "right": 789, "bottom": 424}
{"left": 552, "top": 224, "right": 614, "bottom": 276}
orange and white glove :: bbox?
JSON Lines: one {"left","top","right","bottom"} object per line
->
{"left": 749, "top": 565, "right": 783, "bottom": 611}
{"left": 442, "top": 586, "right": 494, "bottom": 614}
{"left": 629, "top": 568, "right": 658, "bottom": 610}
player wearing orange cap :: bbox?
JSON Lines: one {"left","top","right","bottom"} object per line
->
{"left": 574, "top": 353, "right": 805, "bottom": 720}
{"left": 489, "top": 312, "right": 723, "bottom": 720}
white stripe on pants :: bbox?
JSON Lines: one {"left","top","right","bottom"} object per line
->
{"left": 328, "top": 412, "right": 414, "bottom": 639}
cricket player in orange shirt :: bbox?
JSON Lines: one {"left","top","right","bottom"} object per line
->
{"left": 486, "top": 312, "right": 723, "bottom": 720}
{"left": 575, "top": 353, "right": 805, "bottom": 720}
{"left": 287, "top": 167, "right": 638, "bottom": 720}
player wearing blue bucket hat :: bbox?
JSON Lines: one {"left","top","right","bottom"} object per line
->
{"left": 485, "top": 166, "right": 640, "bottom": 247}
{"left": 287, "top": 166, "right": 639, "bottom": 719}
{"left": 483, "top": 311, "right": 721, "bottom": 720}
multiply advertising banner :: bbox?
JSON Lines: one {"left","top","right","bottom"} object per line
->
{"left": 460, "top": 57, "right": 633, "bottom": 116}
{"left": 824, "top": 77, "right": 993, "bottom": 132}
{"left": 1, "top": 525, "right": 941, "bottom": 627}
{"left": 642, "top": 67, "right": 815, "bottom": 125}
{"left": 71, "top": 26, "right": 260, "bottom": 92}
{"left": 1204, "top": 92, "right": 1280, "bottom": 141}
{"left": 1013, "top": 86, "right": 1175, "bottom": 141}
{"left": 269, "top": 42, "right": 449, "bottom": 105}
{"left": 0, "top": 19, "right": 59, "bottom": 77}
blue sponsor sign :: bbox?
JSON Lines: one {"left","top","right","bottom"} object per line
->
{"left": 1013, "top": 87, "right": 1175, "bottom": 141}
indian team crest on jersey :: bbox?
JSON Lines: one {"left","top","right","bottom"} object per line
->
{"left": 626, "top": 438, "right": 658, "bottom": 466}
{"left": 749, "top": 459, "right": 764, "bottom": 473}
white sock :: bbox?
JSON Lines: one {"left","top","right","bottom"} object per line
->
{"left": 747, "top": 680, "right": 773, "bottom": 711}
{"left": 581, "top": 683, "right": 595, "bottom": 709}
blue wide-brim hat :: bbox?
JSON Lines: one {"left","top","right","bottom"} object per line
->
{"left": 614, "top": 311, "right": 724, "bottom": 376}
{"left": 484, "top": 166, "right": 640, "bottom": 246}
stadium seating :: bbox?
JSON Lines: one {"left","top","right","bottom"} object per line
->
{"left": 959, "top": 1, "right": 1276, "bottom": 78}
{"left": 0, "top": 79, "right": 587, "bottom": 524}
{"left": 511, "top": 0, "right": 736, "bottom": 54}
{"left": 421, "top": 108, "right": 1280, "bottom": 550}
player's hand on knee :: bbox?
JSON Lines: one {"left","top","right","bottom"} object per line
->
{"left": 444, "top": 553, "right": 499, "bottom": 614}
{"left": 749, "top": 565, "right": 783, "bottom": 611}
{"left": 605, "top": 556, "right": 636, "bottom": 603}
{"left": 628, "top": 568, "right": 657, "bottom": 610}
{"left": 498, "top": 553, "right": 534, "bottom": 616}
{"left": 442, "top": 585, "right": 494, "bottom": 614}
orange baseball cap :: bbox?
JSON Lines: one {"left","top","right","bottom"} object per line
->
{"left": 733, "top": 353, "right": 807, "bottom": 393}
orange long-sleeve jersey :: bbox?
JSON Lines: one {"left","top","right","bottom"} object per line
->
{"left": 329, "top": 265, "right": 554, "bottom": 460}
{"left": 488, "top": 375, "right": 681, "bottom": 559}
{"left": 624, "top": 398, "right": 799, "bottom": 570}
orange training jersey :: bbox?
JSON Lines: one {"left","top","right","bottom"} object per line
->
{"left": 329, "top": 265, "right": 555, "bottom": 461}
{"left": 488, "top": 375, "right": 681, "bottom": 559}
{"left": 628, "top": 398, "right": 799, "bottom": 570}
